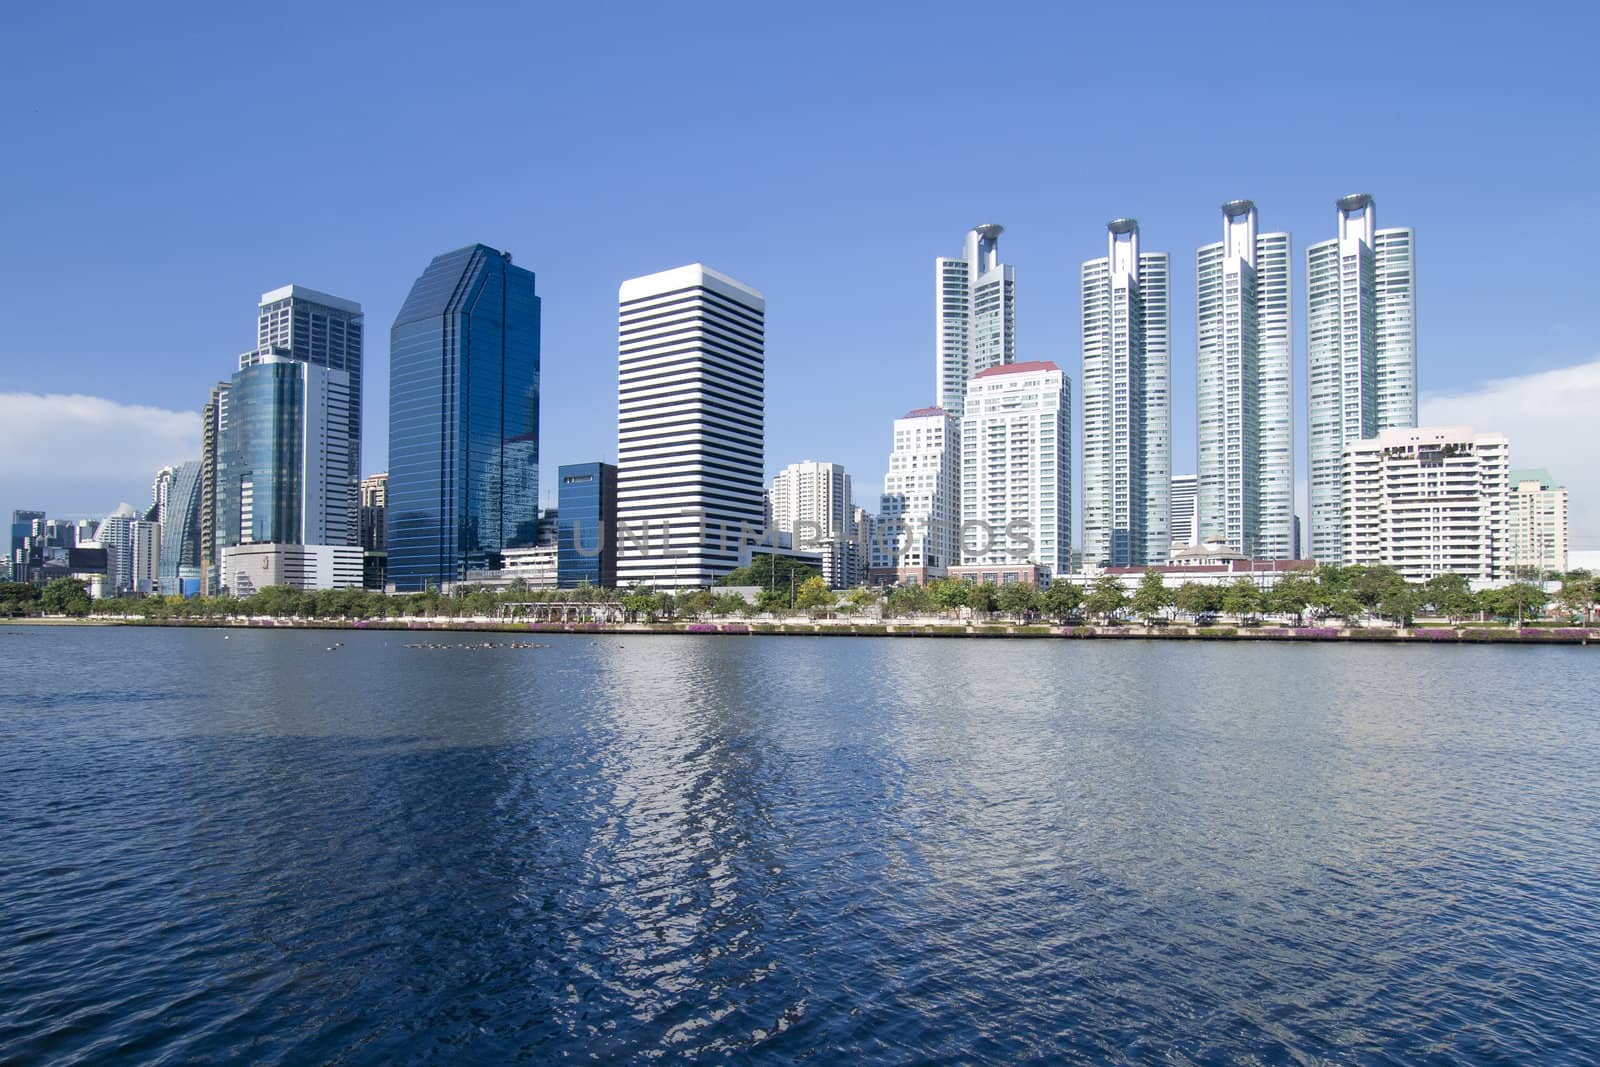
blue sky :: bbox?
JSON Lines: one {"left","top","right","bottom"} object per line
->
{"left": 3, "top": 0, "right": 1598, "bottom": 548}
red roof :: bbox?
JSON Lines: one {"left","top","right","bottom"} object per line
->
{"left": 973, "top": 360, "right": 1059, "bottom": 378}
{"left": 902, "top": 406, "right": 950, "bottom": 419}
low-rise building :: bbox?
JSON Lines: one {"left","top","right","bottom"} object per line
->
{"left": 222, "top": 543, "right": 364, "bottom": 594}
{"left": 1507, "top": 469, "right": 1568, "bottom": 576}
{"left": 1340, "top": 427, "right": 1510, "bottom": 581}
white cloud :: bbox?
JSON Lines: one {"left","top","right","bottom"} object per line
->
{"left": 0, "top": 393, "right": 200, "bottom": 518}
{"left": 1420, "top": 359, "right": 1600, "bottom": 551}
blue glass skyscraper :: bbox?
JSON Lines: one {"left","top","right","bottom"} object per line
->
{"left": 557, "top": 462, "right": 617, "bottom": 588}
{"left": 388, "top": 245, "right": 540, "bottom": 591}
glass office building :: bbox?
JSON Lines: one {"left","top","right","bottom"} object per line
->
{"left": 157, "top": 460, "right": 204, "bottom": 596}
{"left": 388, "top": 244, "right": 541, "bottom": 591}
{"left": 557, "top": 462, "right": 617, "bottom": 588}
{"left": 219, "top": 356, "right": 353, "bottom": 549}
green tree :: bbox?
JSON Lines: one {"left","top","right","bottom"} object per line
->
{"left": 997, "top": 581, "right": 1039, "bottom": 619}
{"left": 884, "top": 583, "right": 933, "bottom": 617}
{"left": 1173, "top": 582, "right": 1220, "bottom": 621}
{"left": 1480, "top": 582, "right": 1548, "bottom": 624}
{"left": 39, "top": 577, "right": 91, "bottom": 617}
{"left": 620, "top": 585, "right": 660, "bottom": 621}
{"left": 0, "top": 581, "right": 42, "bottom": 617}
{"left": 1423, "top": 572, "right": 1475, "bottom": 624}
{"left": 794, "top": 576, "right": 835, "bottom": 613}
{"left": 1129, "top": 568, "right": 1171, "bottom": 623}
{"left": 1266, "top": 574, "right": 1314, "bottom": 623}
{"left": 678, "top": 588, "right": 716, "bottom": 618}
{"left": 1084, "top": 575, "right": 1126, "bottom": 623}
{"left": 717, "top": 554, "right": 823, "bottom": 593}
{"left": 931, "top": 579, "right": 969, "bottom": 613}
{"left": 967, "top": 582, "right": 1000, "bottom": 617}
{"left": 1379, "top": 585, "right": 1421, "bottom": 627}
{"left": 1040, "top": 580, "right": 1082, "bottom": 621}
{"left": 1221, "top": 578, "right": 1264, "bottom": 624}
{"left": 1556, "top": 570, "right": 1597, "bottom": 625}
{"left": 756, "top": 588, "right": 789, "bottom": 614}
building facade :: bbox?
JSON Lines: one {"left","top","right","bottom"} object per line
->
{"left": 221, "top": 543, "right": 363, "bottom": 594}
{"left": 129, "top": 519, "right": 160, "bottom": 596}
{"left": 199, "top": 381, "right": 230, "bottom": 594}
{"left": 1508, "top": 469, "right": 1568, "bottom": 576}
{"left": 1081, "top": 219, "right": 1171, "bottom": 569}
{"left": 157, "top": 460, "right": 204, "bottom": 596}
{"left": 359, "top": 473, "right": 387, "bottom": 552}
{"left": 616, "top": 264, "right": 764, "bottom": 589}
{"left": 768, "top": 461, "right": 852, "bottom": 548}
{"left": 220, "top": 354, "right": 354, "bottom": 549}
{"left": 958, "top": 361, "right": 1070, "bottom": 577}
{"left": 1341, "top": 427, "right": 1507, "bottom": 582}
{"left": 557, "top": 461, "right": 618, "bottom": 588}
{"left": 1307, "top": 194, "right": 1417, "bottom": 562}
{"left": 388, "top": 244, "right": 541, "bottom": 591}
{"left": 241, "top": 286, "right": 364, "bottom": 545}
{"left": 935, "top": 225, "right": 1016, "bottom": 417}
{"left": 1169, "top": 473, "right": 1198, "bottom": 551}
{"left": 1195, "top": 200, "right": 1293, "bottom": 559}
{"left": 870, "top": 407, "right": 959, "bottom": 584}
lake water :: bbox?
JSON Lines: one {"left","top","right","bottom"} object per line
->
{"left": 2, "top": 626, "right": 1598, "bottom": 1063}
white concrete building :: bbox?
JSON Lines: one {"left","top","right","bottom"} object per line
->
{"left": 1508, "top": 469, "right": 1568, "bottom": 576}
{"left": 870, "top": 407, "right": 960, "bottom": 584}
{"left": 1341, "top": 427, "right": 1507, "bottom": 582}
{"left": 936, "top": 225, "right": 1016, "bottom": 418}
{"left": 1169, "top": 474, "right": 1198, "bottom": 550}
{"left": 1081, "top": 219, "right": 1171, "bottom": 569}
{"left": 768, "top": 461, "right": 852, "bottom": 549}
{"left": 1196, "top": 201, "right": 1293, "bottom": 559}
{"left": 129, "top": 519, "right": 160, "bottom": 596}
{"left": 616, "top": 264, "right": 765, "bottom": 589}
{"left": 221, "top": 543, "right": 364, "bottom": 594}
{"left": 958, "top": 361, "right": 1070, "bottom": 577}
{"left": 1307, "top": 194, "right": 1418, "bottom": 562}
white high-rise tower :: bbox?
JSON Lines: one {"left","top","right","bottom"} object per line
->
{"left": 935, "top": 225, "right": 1016, "bottom": 418}
{"left": 616, "top": 264, "right": 765, "bottom": 589}
{"left": 1081, "top": 219, "right": 1170, "bottom": 569}
{"left": 1306, "top": 194, "right": 1417, "bottom": 562}
{"left": 1195, "top": 200, "right": 1293, "bottom": 558}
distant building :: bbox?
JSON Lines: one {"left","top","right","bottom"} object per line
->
{"left": 10, "top": 510, "right": 44, "bottom": 583}
{"left": 557, "top": 462, "right": 618, "bottom": 589}
{"left": 220, "top": 354, "right": 353, "bottom": 549}
{"left": 1341, "top": 427, "right": 1508, "bottom": 582}
{"left": 359, "top": 473, "right": 387, "bottom": 552}
{"left": 1292, "top": 515, "right": 1303, "bottom": 560}
{"left": 200, "top": 381, "right": 230, "bottom": 594}
{"left": 616, "top": 264, "right": 764, "bottom": 589}
{"left": 222, "top": 543, "right": 363, "bottom": 594}
{"left": 1081, "top": 218, "right": 1171, "bottom": 568}
{"left": 1307, "top": 194, "right": 1417, "bottom": 562}
{"left": 870, "top": 407, "right": 959, "bottom": 585}
{"left": 157, "top": 460, "right": 204, "bottom": 596}
{"left": 1195, "top": 200, "right": 1293, "bottom": 559}
{"left": 93, "top": 507, "right": 136, "bottom": 595}
{"left": 129, "top": 519, "right": 160, "bottom": 596}
{"left": 242, "top": 285, "right": 364, "bottom": 544}
{"left": 959, "top": 361, "right": 1071, "bottom": 578}
{"left": 935, "top": 225, "right": 1016, "bottom": 418}
{"left": 464, "top": 544, "right": 559, "bottom": 591}
{"left": 1508, "top": 469, "right": 1568, "bottom": 576}
{"left": 389, "top": 244, "right": 540, "bottom": 591}
{"left": 1169, "top": 474, "right": 1198, "bottom": 551}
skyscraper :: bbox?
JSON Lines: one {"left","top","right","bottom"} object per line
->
{"left": 958, "top": 361, "right": 1071, "bottom": 577}
{"left": 389, "top": 244, "right": 541, "bottom": 591}
{"left": 935, "top": 225, "right": 1016, "bottom": 417}
{"left": 1306, "top": 194, "right": 1417, "bottom": 562}
{"left": 199, "top": 381, "right": 229, "bottom": 593}
{"left": 359, "top": 473, "right": 388, "bottom": 552}
{"left": 219, "top": 355, "right": 354, "bottom": 549}
{"left": 768, "top": 461, "right": 853, "bottom": 549}
{"left": 556, "top": 462, "right": 618, "bottom": 589}
{"left": 870, "top": 407, "right": 959, "bottom": 584}
{"left": 11, "top": 510, "right": 44, "bottom": 583}
{"left": 616, "top": 264, "right": 764, "bottom": 589}
{"left": 1508, "top": 469, "right": 1569, "bottom": 576}
{"left": 241, "top": 286, "right": 363, "bottom": 545}
{"left": 1195, "top": 201, "right": 1293, "bottom": 558}
{"left": 1169, "top": 473, "right": 1198, "bottom": 550}
{"left": 1081, "top": 219, "right": 1171, "bottom": 569}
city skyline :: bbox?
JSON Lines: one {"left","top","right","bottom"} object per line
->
{"left": 3, "top": 6, "right": 1598, "bottom": 550}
